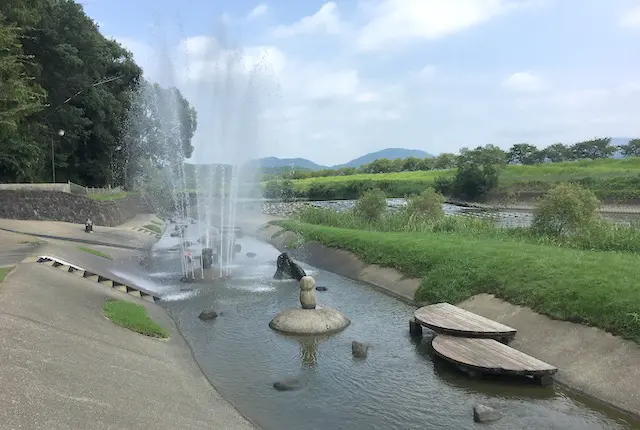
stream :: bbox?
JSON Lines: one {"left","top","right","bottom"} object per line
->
{"left": 139, "top": 222, "right": 638, "bottom": 430}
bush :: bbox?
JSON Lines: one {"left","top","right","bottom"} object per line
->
{"left": 404, "top": 188, "right": 445, "bottom": 221}
{"left": 263, "top": 179, "right": 296, "bottom": 200}
{"left": 353, "top": 188, "right": 387, "bottom": 222}
{"left": 531, "top": 182, "right": 601, "bottom": 237}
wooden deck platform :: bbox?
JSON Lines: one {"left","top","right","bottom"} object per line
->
{"left": 411, "top": 302, "right": 517, "bottom": 342}
{"left": 431, "top": 335, "right": 558, "bottom": 385}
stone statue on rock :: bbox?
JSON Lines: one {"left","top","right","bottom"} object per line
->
{"left": 273, "top": 252, "right": 306, "bottom": 281}
{"left": 299, "top": 276, "right": 316, "bottom": 309}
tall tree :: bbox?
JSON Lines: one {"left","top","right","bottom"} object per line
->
{"left": 540, "top": 143, "right": 571, "bottom": 163}
{"left": 618, "top": 138, "right": 640, "bottom": 158}
{"left": 570, "top": 137, "right": 615, "bottom": 160}
{"left": 507, "top": 143, "right": 541, "bottom": 165}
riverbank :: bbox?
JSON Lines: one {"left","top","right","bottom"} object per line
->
{"left": 275, "top": 157, "right": 640, "bottom": 203}
{"left": 258, "top": 220, "right": 640, "bottom": 418}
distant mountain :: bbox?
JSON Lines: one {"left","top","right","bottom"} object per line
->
{"left": 333, "top": 148, "right": 433, "bottom": 169}
{"left": 253, "top": 157, "right": 327, "bottom": 170}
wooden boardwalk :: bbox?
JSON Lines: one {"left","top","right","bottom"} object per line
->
{"left": 411, "top": 302, "right": 517, "bottom": 342}
{"left": 431, "top": 335, "right": 558, "bottom": 385}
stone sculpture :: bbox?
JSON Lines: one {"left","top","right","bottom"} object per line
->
{"left": 273, "top": 252, "right": 306, "bottom": 281}
{"left": 299, "top": 276, "right": 316, "bottom": 309}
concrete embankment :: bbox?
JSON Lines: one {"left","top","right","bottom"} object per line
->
{"left": 0, "top": 245, "right": 254, "bottom": 430}
{"left": 0, "top": 190, "right": 151, "bottom": 226}
{"left": 256, "top": 221, "right": 640, "bottom": 420}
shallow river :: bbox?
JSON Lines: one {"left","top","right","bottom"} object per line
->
{"left": 143, "top": 223, "right": 637, "bottom": 430}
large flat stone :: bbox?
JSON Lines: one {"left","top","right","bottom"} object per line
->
{"left": 269, "top": 307, "right": 350, "bottom": 335}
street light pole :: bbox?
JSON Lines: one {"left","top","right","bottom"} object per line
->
{"left": 52, "top": 129, "right": 65, "bottom": 183}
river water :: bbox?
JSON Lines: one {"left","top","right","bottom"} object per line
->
{"left": 259, "top": 199, "right": 640, "bottom": 228}
{"left": 140, "top": 222, "right": 638, "bottom": 430}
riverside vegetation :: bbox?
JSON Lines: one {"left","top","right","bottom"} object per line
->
{"left": 274, "top": 183, "right": 640, "bottom": 343}
{"left": 263, "top": 144, "right": 640, "bottom": 203}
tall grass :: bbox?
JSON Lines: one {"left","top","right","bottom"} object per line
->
{"left": 295, "top": 205, "right": 640, "bottom": 254}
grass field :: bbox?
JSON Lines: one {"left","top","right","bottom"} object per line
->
{"left": 275, "top": 220, "right": 640, "bottom": 343}
{"left": 143, "top": 223, "right": 162, "bottom": 234}
{"left": 283, "top": 158, "right": 640, "bottom": 201}
{"left": 103, "top": 299, "right": 168, "bottom": 338}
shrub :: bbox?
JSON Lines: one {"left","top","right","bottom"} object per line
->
{"left": 531, "top": 182, "right": 601, "bottom": 237}
{"left": 263, "top": 179, "right": 295, "bottom": 201}
{"left": 353, "top": 188, "right": 387, "bottom": 222}
{"left": 404, "top": 188, "right": 445, "bottom": 221}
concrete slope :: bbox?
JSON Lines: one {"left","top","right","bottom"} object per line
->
{"left": 0, "top": 219, "right": 157, "bottom": 250}
{"left": 35, "top": 243, "right": 173, "bottom": 299}
{"left": 0, "top": 262, "right": 254, "bottom": 430}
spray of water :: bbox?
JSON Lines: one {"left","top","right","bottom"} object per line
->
{"left": 128, "top": 20, "right": 275, "bottom": 281}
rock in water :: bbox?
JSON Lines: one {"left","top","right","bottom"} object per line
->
{"left": 198, "top": 310, "right": 218, "bottom": 320}
{"left": 473, "top": 404, "right": 501, "bottom": 423}
{"left": 315, "top": 286, "right": 328, "bottom": 292}
{"left": 273, "top": 378, "right": 301, "bottom": 391}
{"left": 352, "top": 341, "right": 368, "bottom": 359}
{"left": 246, "top": 252, "right": 257, "bottom": 258}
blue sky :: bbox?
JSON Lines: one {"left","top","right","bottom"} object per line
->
{"left": 85, "top": 0, "right": 640, "bottom": 166}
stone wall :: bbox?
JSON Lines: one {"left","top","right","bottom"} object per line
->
{"left": 0, "top": 191, "right": 152, "bottom": 226}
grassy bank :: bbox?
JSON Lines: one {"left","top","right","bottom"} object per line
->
{"left": 280, "top": 158, "right": 640, "bottom": 201}
{"left": 143, "top": 223, "right": 163, "bottom": 234}
{"left": 275, "top": 220, "right": 640, "bottom": 343}
{"left": 297, "top": 205, "right": 640, "bottom": 254}
{"left": 0, "top": 267, "right": 13, "bottom": 283}
{"left": 103, "top": 299, "right": 168, "bottom": 338}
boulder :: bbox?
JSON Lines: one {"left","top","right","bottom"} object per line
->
{"left": 198, "top": 310, "right": 218, "bottom": 320}
{"left": 315, "top": 286, "right": 328, "bottom": 292}
{"left": 352, "top": 341, "right": 368, "bottom": 359}
{"left": 473, "top": 404, "right": 502, "bottom": 423}
{"left": 273, "top": 378, "right": 301, "bottom": 392}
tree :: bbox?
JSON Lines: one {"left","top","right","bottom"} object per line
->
{"left": 353, "top": 188, "right": 387, "bottom": 222}
{"left": 432, "top": 153, "right": 457, "bottom": 169}
{"left": 508, "top": 143, "right": 541, "bottom": 165}
{"left": 0, "top": 11, "right": 47, "bottom": 182}
{"left": 618, "top": 138, "right": 640, "bottom": 158}
{"left": 570, "top": 137, "right": 615, "bottom": 160}
{"left": 0, "top": 0, "right": 198, "bottom": 187}
{"left": 450, "top": 145, "right": 503, "bottom": 200}
{"left": 540, "top": 143, "right": 571, "bottom": 162}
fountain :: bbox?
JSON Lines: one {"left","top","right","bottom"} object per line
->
{"left": 269, "top": 275, "right": 350, "bottom": 335}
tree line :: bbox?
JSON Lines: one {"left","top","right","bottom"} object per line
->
{"left": 267, "top": 138, "right": 640, "bottom": 181}
{"left": 0, "top": 0, "right": 197, "bottom": 189}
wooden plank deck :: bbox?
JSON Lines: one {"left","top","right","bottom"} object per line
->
{"left": 412, "top": 302, "right": 517, "bottom": 341}
{"left": 431, "top": 335, "right": 558, "bottom": 385}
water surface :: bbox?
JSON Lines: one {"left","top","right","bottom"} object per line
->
{"left": 145, "top": 224, "right": 637, "bottom": 430}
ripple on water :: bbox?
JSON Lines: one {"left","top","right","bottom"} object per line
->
{"left": 154, "top": 235, "right": 636, "bottom": 430}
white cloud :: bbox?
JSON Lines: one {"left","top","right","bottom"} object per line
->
{"left": 271, "top": 2, "right": 342, "bottom": 38}
{"left": 619, "top": 6, "right": 640, "bottom": 29}
{"left": 246, "top": 4, "right": 268, "bottom": 21}
{"left": 503, "top": 72, "right": 546, "bottom": 93}
{"left": 356, "top": 0, "right": 519, "bottom": 51}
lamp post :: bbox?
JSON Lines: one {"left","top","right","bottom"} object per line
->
{"left": 52, "top": 129, "right": 65, "bottom": 183}
{"left": 110, "top": 145, "right": 122, "bottom": 187}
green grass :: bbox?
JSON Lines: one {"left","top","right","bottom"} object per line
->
{"left": 143, "top": 223, "right": 162, "bottom": 234}
{"left": 150, "top": 219, "right": 163, "bottom": 226}
{"left": 103, "top": 299, "right": 168, "bottom": 338}
{"left": 0, "top": 267, "right": 13, "bottom": 283}
{"left": 295, "top": 205, "right": 640, "bottom": 254}
{"left": 278, "top": 158, "right": 640, "bottom": 201}
{"left": 77, "top": 246, "right": 112, "bottom": 260}
{"left": 275, "top": 220, "right": 640, "bottom": 343}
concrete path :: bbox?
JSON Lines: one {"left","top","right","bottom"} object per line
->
{"left": 0, "top": 260, "right": 254, "bottom": 430}
{"left": 0, "top": 218, "right": 158, "bottom": 250}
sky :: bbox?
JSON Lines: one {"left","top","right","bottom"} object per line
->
{"left": 84, "top": 0, "right": 640, "bottom": 166}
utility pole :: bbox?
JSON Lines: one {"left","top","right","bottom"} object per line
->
{"left": 52, "top": 129, "right": 64, "bottom": 183}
